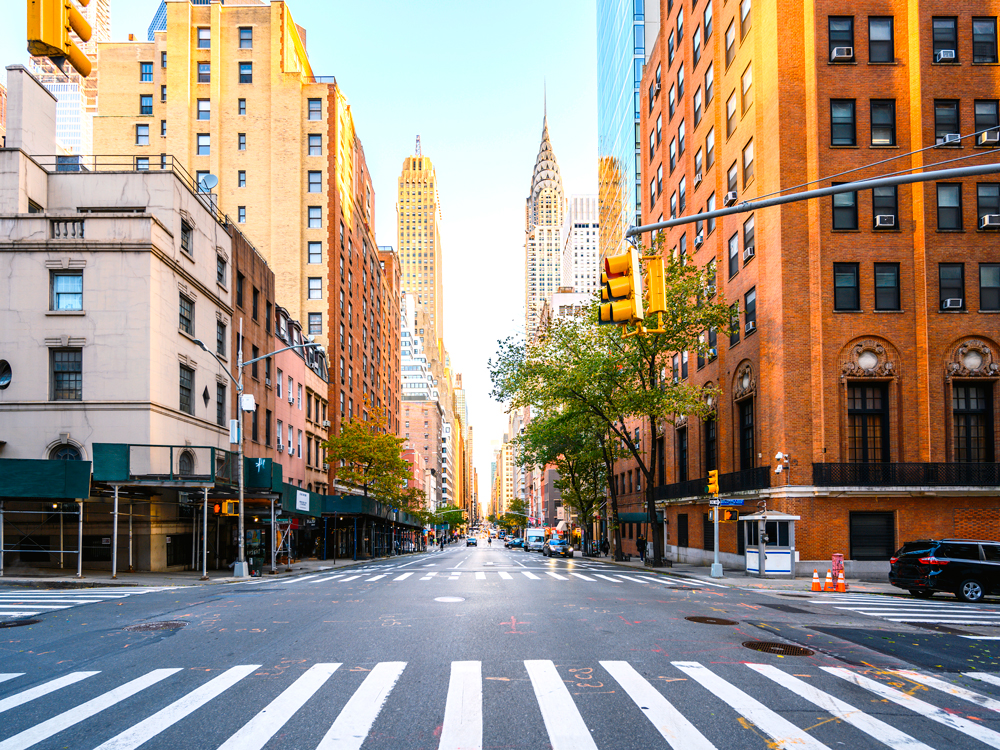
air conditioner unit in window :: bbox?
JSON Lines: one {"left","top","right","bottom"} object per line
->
{"left": 653, "top": 82, "right": 661, "bottom": 96}
{"left": 936, "top": 133, "right": 961, "bottom": 145}
{"left": 265, "top": 377, "right": 271, "bottom": 387}
{"left": 288, "top": 443, "right": 294, "bottom": 455}
{"left": 875, "top": 215, "right": 896, "bottom": 228}
{"left": 980, "top": 131, "right": 1000, "bottom": 145}
{"left": 276, "top": 442, "right": 284, "bottom": 453}
{"left": 981, "top": 214, "right": 1000, "bottom": 228}
{"left": 322, "top": 420, "right": 331, "bottom": 429}
{"left": 323, "top": 462, "right": 329, "bottom": 471}
{"left": 831, "top": 46, "right": 854, "bottom": 61}
{"left": 694, "top": 171, "right": 703, "bottom": 187}
{"left": 745, "top": 320, "right": 757, "bottom": 334}
{"left": 724, "top": 191, "right": 738, "bottom": 206}
{"left": 943, "top": 298, "right": 963, "bottom": 309}
{"left": 743, "top": 245, "right": 755, "bottom": 261}
{"left": 695, "top": 232, "right": 705, "bottom": 247}
{"left": 288, "top": 394, "right": 295, "bottom": 403}
{"left": 935, "top": 49, "right": 956, "bottom": 62}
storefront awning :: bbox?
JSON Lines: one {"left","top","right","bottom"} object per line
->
{"left": 616, "top": 511, "right": 664, "bottom": 523}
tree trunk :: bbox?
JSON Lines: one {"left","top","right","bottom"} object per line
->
{"left": 646, "top": 413, "right": 664, "bottom": 567}
{"left": 599, "top": 433, "right": 624, "bottom": 561}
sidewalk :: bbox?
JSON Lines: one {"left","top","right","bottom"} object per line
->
{"left": 0, "top": 551, "right": 431, "bottom": 589}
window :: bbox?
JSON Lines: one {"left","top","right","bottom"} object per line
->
{"left": 937, "top": 183, "right": 962, "bottom": 229}
{"left": 198, "top": 63, "right": 210, "bottom": 83}
{"left": 139, "top": 94, "right": 152, "bottom": 115}
{"left": 830, "top": 99, "right": 856, "bottom": 145}
{"left": 834, "top": 263, "right": 860, "bottom": 310}
{"left": 693, "top": 26, "right": 702, "bottom": 65}
{"left": 726, "top": 92, "right": 737, "bottom": 137}
{"left": 179, "top": 364, "right": 194, "bottom": 415}
{"left": 216, "top": 254, "right": 226, "bottom": 286}
{"left": 308, "top": 242, "right": 322, "bottom": 264}
{"left": 135, "top": 124, "right": 149, "bottom": 146}
{"left": 706, "top": 127, "right": 715, "bottom": 167}
{"left": 179, "top": 294, "right": 194, "bottom": 334}
{"left": 681, "top": 351, "right": 689, "bottom": 379}
{"left": 161, "top": 120, "right": 166, "bottom": 137}
{"left": 847, "top": 383, "right": 888, "bottom": 462}
{"left": 236, "top": 273, "right": 244, "bottom": 308}
{"left": 216, "top": 319, "right": 226, "bottom": 355}
{"left": 738, "top": 398, "right": 754, "bottom": 471}
{"left": 216, "top": 383, "right": 226, "bottom": 426}
{"left": 309, "top": 313, "right": 322, "bottom": 335}
{"left": 870, "top": 100, "right": 895, "bottom": 145}
{"left": 679, "top": 176, "right": 687, "bottom": 213}
{"left": 704, "top": 62, "right": 714, "bottom": 106}
{"left": 308, "top": 134, "right": 322, "bottom": 156}
{"left": 180, "top": 220, "right": 192, "bottom": 255}
{"left": 197, "top": 99, "right": 210, "bottom": 120}
{"left": 197, "top": 27, "right": 210, "bottom": 48}
{"left": 743, "top": 214, "right": 755, "bottom": 254}
{"left": 51, "top": 349, "right": 82, "bottom": 401}
{"left": 251, "top": 345, "right": 259, "bottom": 380}
{"left": 239, "top": 62, "right": 252, "bottom": 84}
{"left": 954, "top": 384, "right": 994, "bottom": 462}
{"left": 648, "top": 130, "right": 655, "bottom": 162}
{"left": 51, "top": 271, "right": 82, "bottom": 311}
{"left": 728, "top": 232, "right": 739, "bottom": 277}
{"left": 676, "top": 427, "right": 688, "bottom": 483}
{"left": 265, "top": 302, "right": 271, "bottom": 334}
{"left": 308, "top": 171, "right": 322, "bottom": 192}
{"left": 742, "top": 140, "right": 754, "bottom": 185}
{"left": 832, "top": 184, "right": 858, "bottom": 229}
{"left": 704, "top": 0, "right": 713, "bottom": 41}
{"left": 677, "top": 64, "right": 685, "bottom": 97}
{"left": 252, "top": 287, "right": 259, "bottom": 320}
{"left": 976, "top": 101, "right": 1000, "bottom": 144}
{"left": 695, "top": 148, "right": 703, "bottom": 180}
{"left": 707, "top": 192, "right": 716, "bottom": 234}
{"left": 238, "top": 170, "right": 246, "bottom": 188}
{"left": 678, "top": 120, "right": 686, "bottom": 155}
{"left": 668, "top": 31, "right": 675, "bottom": 65}
{"left": 933, "top": 17, "right": 958, "bottom": 61}
{"left": 238, "top": 133, "right": 246, "bottom": 151}
{"left": 939, "top": 263, "right": 965, "bottom": 309}
{"left": 741, "top": 65, "right": 753, "bottom": 113}
{"left": 658, "top": 164, "right": 664, "bottom": 195}
{"left": 656, "top": 113, "right": 662, "bottom": 144}
{"left": 238, "top": 98, "right": 246, "bottom": 115}
{"left": 740, "top": 0, "right": 752, "bottom": 38}
{"left": 668, "top": 85, "right": 676, "bottom": 117}
{"left": 650, "top": 179, "right": 656, "bottom": 207}
{"left": 140, "top": 62, "right": 152, "bottom": 82}
{"left": 308, "top": 207, "right": 322, "bottom": 228}
{"left": 670, "top": 192, "right": 677, "bottom": 218}
{"left": 725, "top": 21, "right": 736, "bottom": 68}
{"left": 693, "top": 87, "right": 703, "bottom": 126}
{"left": 978, "top": 183, "right": 1000, "bottom": 223}
{"left": 239, "top": 26, "right": 253, "bottom": 49}
{"left": 974, "top": 17, "right": 999, "bottom": 63}
{"left": 874, "top": 263, "right": 900, "bottom": 310}
{"left": 161, "top": 84, "right": 167, "bottom": 103}
{"left": 744, "top": 288, "right": 757, "bottom": 333}
{"left": 197, "top": 133, "right": 210, "bottom": 155}
{"left": 161, "top": 51, "right": 166, "bottom": 68}
{"left": 669, "top": 139, "right": 677, "bottom": 171}
{"left": 873, "top": 185, "right": 898, "bottom": 227}
{"left": 729, "top": 302, "right": 740, "bottom": 346}
{"left": 238, "top": 206, "right": 246, "bottom": 223}
{"left": 677, "top": 6, "right": 684, "bottom": 39}
{"left": 982, "top": 263, "right": 1000, "bottom": 310}
{"left": 869, "top": 17, "right": 894, "bottom": 62}
{"left": 308, "top": 98, "right": 322, "bottom": 120}
{"left": 829, "top": 16, "right": 854, "bottom": 60}
{"left": 935, "top": 100, "right": 960, "bottom": 142}
{"left": 308, "top": 277, "right": 322, "bottom": 299}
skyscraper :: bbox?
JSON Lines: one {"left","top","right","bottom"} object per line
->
{"left": 525, "top": 113, "right": 566, "bottom": 341}
{"left": 561, "top": 194, "right": 600, "bottom": 295}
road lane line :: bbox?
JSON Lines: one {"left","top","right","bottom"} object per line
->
{"left": 545, "top": 572, "right": 568, "bottom": 581}
{"left": 439, "top": 661, "right": 482, "bottom": 750}
{"left": 749, "top": 664, "right": 933, "bottom": 750}
{"left": 95, "top": 665, "right": 260, "bottom": 750}
{"left": 315, "top": 662, "right": 406, "bottom": 750}
{"left": 475, "top": 572, "right": 486, "bottom": 580}
{"left": 965, "top": 673, "right": 1000, "bottom": 687}
{"left": 524, "top": 660, "right": 598, "bottom": 750}
{"left": 498, "top": 572, "right": 513, "bottom": 580}
{"left": 394, "top": 572, "right": 414, "bottom": 581}
{"left": 0, "top": 669, "right": 181, "bottom": 750}
{"left": 594, "top": 575, "right": 623, "bottom": 583}
{"left": 601, "top": 661, "right": 715, "bottom": 750}
{"left": 216, "top": 663, "right": 340, "bottom": 750}
{"left": 824, "top": 667, "right": 1000, "bottom": 749}
{"left": 569, "top": 573, "right": 595, "bottom": 581}
{"left": 891, "top": 669, "right": 1000, "bottom": 713}
{"left": 672, "top": 662, "right": 828, "bottom": 750}
{"left": 0, "top": 672, "right": 99, "bottom": 714}
{"left": 520, "top": 571, "right": 541, "bottom": 580}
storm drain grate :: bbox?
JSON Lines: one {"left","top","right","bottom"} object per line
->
{"left": 742, "top": 640, "right": 814, "bottom": 656}
{"left": 0, "top": 619, "right": 41, "bottom": 629}
{"left": 123, "top": 621, "right": 187, "bottom": 632}
{"left": 685, "top": 616, "right": 738, "bottom": 626}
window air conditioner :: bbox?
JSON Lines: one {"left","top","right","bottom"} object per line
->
{"left": 935, "top": 49, "right": 956, "bottom": 62}
{"left": 322, "top": 420, "right": 331, "bottom": 428}
{"left": 979, "top": 131, "right": 1000, "bottom": 145}
{"left": 831, "top": 47, "right": 853, "bottom": 61}
{"left": 875, "top": 215, "right": 895, "bottom": 228}
{"left": 981, "top": 214, "right": 1000, "bottom": 228}
{"left": 288, "top": 394, "right": 295, "bottom": 403}
{"left": 745, "top": 320, "right": 757, "bottom": 334}
{"left": 276, "top": 441, "right": 284, "bottom": 453}
{"left": 694, "top": 171, "right": 703, "bottom": 187}
{"left": 323, "top": 462, "right": 329, "bottom": 471}
{"left": 936, "top": 133, "right": 961, "bottom": 145}
{"left": 943, "top": 298, "right": 963, "bottom": 309}
{"left": 695, "top": 232, "right": 704, "bottom": 247}
{"left": 724, "top": 191, "right": 738, "bottom": 206}
{"left": 653, "top": 82, "right": 661, "bottom": 96}
{"left": 265, "top": 377, "right": 271, "bottom": 386}
{"left": 288, "top": 443, "right": 294, "bottom": 455}
{"left": 743, "top": 245, "right": 755, "bottom": 261}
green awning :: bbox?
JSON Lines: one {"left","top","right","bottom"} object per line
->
{"left": 615, "top": 511, "right": 664, "bottom": 523}
{"left": 0, "top": 459, "right": 92, "bottom": 499}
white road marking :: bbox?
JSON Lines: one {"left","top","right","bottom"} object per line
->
{"left": 545, "top": 572, "right": 568, "bottom": 581}
{"left": 594, "top": 574, "right": 623, "bottom": 583}
{"left": 569, "top": 573, "right": 595, "bottom": 581}
{"left": 498, "top": 572, "right": 513, "bottom": 580}
{"left": 965, "top": 673, "right": 1000, "bottom": 687}
{"left": 439, "top": 661, "right": 482, "bottom": 750}
{"left": 339, "top": 575, "right": 361, "bottom": 582}
{"left": 315, "top": 662, "right": 406, "bottom": 750}
{"left": 394, "top": 573, "right": 414, "bottom": 581}
{"left": 520, "top": 571, "right": 541, "bottom": 580}
{"left": 365, "top": 575, "right": 387, "bottom": 582}
{"left": 0, "top": 674, "right": 22, "bottom": 684}
{"left": 310, "top": 575, "right": 347, "bottom": 583}
{"left": 890, "top": 669, "right": 1000, "bottom": 713}
{"left": 475, "top": 572, "right": 486, "bottom": 580}
{"left": 420, "top": 572, "right": 438, "bottom": 580}
{"left": 0, "top": 672, "right": 99, "bottom": 715}
{"left": 283, "top": 574, "right": 323, "bottom": 584}
{"left": 524, "top": 660, "right": 598, "bottom": 750}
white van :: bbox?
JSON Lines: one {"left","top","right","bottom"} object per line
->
{"left": 525, "top": 528, "right": 546, "bottom": 552}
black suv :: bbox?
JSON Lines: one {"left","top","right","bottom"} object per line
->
{"left": 889, "top": 539, "right": 1000, "bottom": 602}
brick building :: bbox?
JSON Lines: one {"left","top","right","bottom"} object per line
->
{"left": 623, "top": 0, "right": 1000, "bottom": 576}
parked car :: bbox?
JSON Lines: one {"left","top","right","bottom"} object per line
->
{"left": 505, "top": 537, "right": 524, "bottom": 549}
{"left": 466, "top": 537, "right": 478, "bottom": 547}
{"left": 889, "top": 539, "right": 1000, "bottom": 602}
{"left": 542, "top": 539, "right": 574, "bottom": 558}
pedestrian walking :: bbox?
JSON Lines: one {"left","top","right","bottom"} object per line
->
{"left": 600, "top": 538, "right": 610, "bottom": 558}
{"left": 636, "top": 533, "right": 645, "bottom": 562}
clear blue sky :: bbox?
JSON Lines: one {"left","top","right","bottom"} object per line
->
{"left": 2, "top": 0, "right": 598, "bottom": 501}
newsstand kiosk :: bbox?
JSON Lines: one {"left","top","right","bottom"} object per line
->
{"left": 741, "top": 511, "right": 799, "bottom": 579}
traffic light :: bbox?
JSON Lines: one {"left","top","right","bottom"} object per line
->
{"left": 707, "top": 469, "right": 719, "bottom": 496}
{"left": 721, "top": 509, "right": 739, "bottom": 523}
{"left": 27, "top": 0, "right": 94, "bottom": 77}
{"left": 644, "top": 256, "right": 668, "bottom": 315}
{"left": 599, "top": 249, "right": 644, "bottom": 324}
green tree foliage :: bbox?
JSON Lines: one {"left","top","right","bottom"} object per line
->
{"left": 433, "top": 505, "right": 466, "bottom": 531}
{"left": 498, "top": 498, "right": 528, "bottom": 533}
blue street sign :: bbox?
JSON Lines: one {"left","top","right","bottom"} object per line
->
{"left": 718, "top": 498, "right": 744, "bottom": 506}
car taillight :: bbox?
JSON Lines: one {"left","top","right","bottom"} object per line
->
{"left": 918, "top": 556, "right": 949, "bottom": 565}
{"left": 890, "top": 557, "right": 898, "bottom": 564}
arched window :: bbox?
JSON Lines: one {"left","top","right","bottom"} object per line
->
{"left": 50, "top": 444, "right": 81, "bottom": 460}
{"left": 179, "top": 450, "right": 194, "bottom": 476}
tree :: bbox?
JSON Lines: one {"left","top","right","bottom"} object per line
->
{"left": 433, "top": 505, "right": 467, "bottom": 533}
{"left": 490, "top": 243, "right": 732, "bottom": 566}
{"left": 499, "top": 498, "right": 528, "bottom": 533}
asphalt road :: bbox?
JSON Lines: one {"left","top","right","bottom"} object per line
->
{"left": 4, "top": 544, "right": 1000, "bottom": 749}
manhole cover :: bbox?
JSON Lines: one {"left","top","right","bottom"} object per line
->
{"left": 434, "top": 597, "right": 465, "bottom": 603}
{"left": 742, "top": 640, "right": 814, "bottom": 656}
{"left": 685, "top": 616, "right": 738, "bottom": 625}
{"left": 0, "top": 619, "right": 41, "bottom": 629}
{"left": 123, "top": 621, "right": 187, "bottom": 632}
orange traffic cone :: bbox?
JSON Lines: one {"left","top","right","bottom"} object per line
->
{"left": 811, "top": 569, "right": 821, "bottom": 592}
{"left": 824, "top": 570, "right": 834, "bottom": 591}
{"left": 836, "top": 571, "right": 847, "bottom": 592}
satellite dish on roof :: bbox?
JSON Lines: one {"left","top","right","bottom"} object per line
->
{"left": 198, "top": 173, "right": 219, "bottom": 192}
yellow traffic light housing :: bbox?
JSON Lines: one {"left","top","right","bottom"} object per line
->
{"left": 707, "top": 469, "right": 719, "bottom": 496}
{"left": 721, "top": 509, "right": 739, "bottom": 523}
{"left": 644, "top": 256, "right": 667, "bottom": 315}
{"left": 27, "top": 0, "right": 93, "bottom": 77}
{"left": 598, "top": 249, "right": 644, "bottom": 325}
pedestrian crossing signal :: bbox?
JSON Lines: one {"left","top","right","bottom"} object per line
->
{"left": 213, "top": 501, "right": 238, "bottom": 516}
{"left": 707, "top": 469, "right": 719, "bottom": 496}
{"left": 599, "top": 249, "right": 644, "bottom": 324}
{"left": 709, "top": 509, "right": 738, "bottom": 523}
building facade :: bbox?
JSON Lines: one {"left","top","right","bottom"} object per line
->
{"left": 561, "top": 194, "right": 601, "bottom": 295}
{"left": 632, "top": 0, "right": 1000, "bottom": 575}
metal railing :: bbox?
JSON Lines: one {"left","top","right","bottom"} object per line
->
{"left": 813, "top": 462, "right": 1000, "bottom": 487}
{"left": 656, "top": 465, "right": 770, "bottom": 500}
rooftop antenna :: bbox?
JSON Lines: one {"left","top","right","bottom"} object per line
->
{"left": 415, "top": 135, "right": 421, "bottom": 157}
{"left": 543, "top": 79, "right": 547, "bottom": 122}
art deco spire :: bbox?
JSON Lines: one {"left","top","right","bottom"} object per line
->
{"left": 529, "top": 115, "right": 563, "bottom": 229}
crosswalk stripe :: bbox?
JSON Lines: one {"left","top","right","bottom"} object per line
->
{"left": 439, "top": 661, "right": 482, "bottom": 750}
{"left": 498, "top": 572, "right": 513, "bottom": 580}
{"left": 394, "top": 573, "right": 414, "bottom": 581}
{"left": 545, "top": 572, "right": 568, "bottom": 581}
{"left": 684, "top": 578, "right": 728, "bottom": 588}
{"left": 0, "top": 672, "right": 99, "bottom": 715}
{"left": 524, "top": 660, "right": 598, "bottom": 750}
{"left": 594, "top": 574, "right": 622, "bottom": 583}
{"left": 217, "top": 663, "right": 341, "bottom": 750}
{"left": 0, "top": 599, "right": 103, "bottom": 604}
{"left": 672, "top": 662, "right": 829, "bottom": 750}
{"left": 0, "top": 604, "right": 71, "bottom": 611}
{"left": 748, "top": 664, "right": 933, "bottom": 750}
{"left": 0, "top": 675, "right": 23, "bottom": 685}
{"left": 824, "top": 667, "right": 1000, "bottom": 749}
{"left": 569, "top": 573, "right": 595, "bottom": 581}
{"left": 285, "top": 575, "right": 323, "bottom": 584}
{"left": 420, "top": 572, "right": 438, "bottom": 580}
{"left": 616, "top": 575, "right": 654, "bottom": 584}
{"left": 311, "top": 575, "right": 347, "bottom": 583}
{"left": 0, "top": 668, "right": 180, "bottom": 750}
{"left": 965, "top": 673, "right": 1000, "bottom": 687}
{"left": 94, "top": 665, "right": 260, "bottom": 750}
{"left": 339, "top": 575, "right": 361, "bottom": 582}
{"left": 315, "top": 662, "right": 406, "bottom": 750}
{"left": 0, "top": 612, "right": 45, "bottom": 618}
{"left": 521, "top": 572, "right": 540, "bottom": 580}
{"left": 365, "top": 575, "right": 387, "bottom": 582}
{"left": 475, "top": 572, "right": 486, "bottom": 580}
{"left": 890, "top": 669, "right": 1000, "bottom": 713}
{"left": 601, "top": 661, "right": 716, "bottom": 750}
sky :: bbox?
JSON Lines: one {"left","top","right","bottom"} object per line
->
{"left": 2, "top": 0, "right": 599, "bottom": 505}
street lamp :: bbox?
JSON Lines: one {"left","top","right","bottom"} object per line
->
{"left": 194, "top": 322, "right": 324, "bottom": 578}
